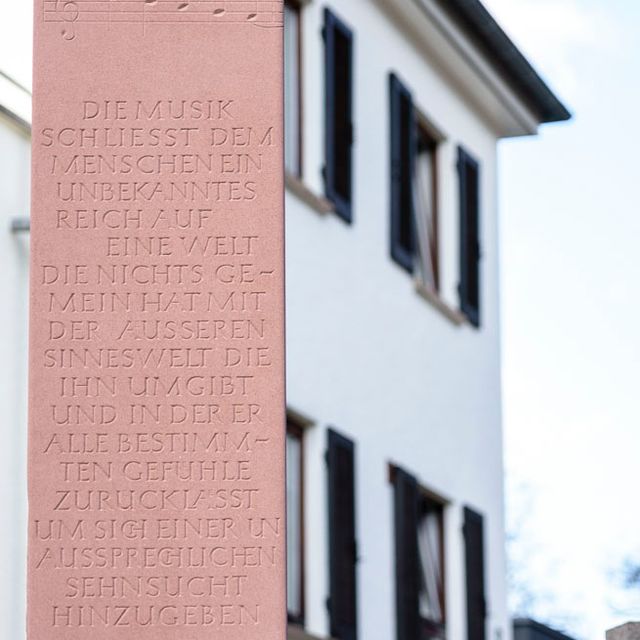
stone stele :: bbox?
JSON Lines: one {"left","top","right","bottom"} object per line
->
{"left": 28, "top": 1, "right": 286, "bottom": 638}
{"left": 607, "top": 624, "right": 640, "bottom": 640}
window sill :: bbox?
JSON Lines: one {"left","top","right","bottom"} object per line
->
{"left": 414, "top": 281, "right": 466, "bottom": 327}
{"left": 288, "top": 623, "right": 327, "bottom": 640}
{"left": 286, "top": 172, "right": 334, "bottom": 216}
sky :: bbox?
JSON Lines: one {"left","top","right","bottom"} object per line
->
{"left": 2, "top": 1, "right": 640, "bottom": 639}
{"left": 1, "top": 0, "right": 32, "bottom": 89}
{"left": 482, "top": 0, "right": 640, "bottom": 637}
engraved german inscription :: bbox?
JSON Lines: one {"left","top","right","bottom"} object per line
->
{"left": 29, "top": 5, "right": 285, "bottom": 639}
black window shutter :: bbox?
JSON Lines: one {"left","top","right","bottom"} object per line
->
{"left": 394, "top": 466, "right": 420, "bottom": 640}
{"left": 463, "top": 507, "right": 487, "bottom": 640}
{"left": 324, "top": 9, "right": 354, "bottom": 223}
{"left": 389, "top": 73, "right": 416, "bottom": 273}
{"left": 458, "top": 146, "right": 481, "bottom": 326}
{"left": 327, "top": 429, "right": 358, "bottom": 640}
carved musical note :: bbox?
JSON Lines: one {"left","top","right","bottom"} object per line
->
{"left": 212, "top": 1, "right": 226, "bottom": 18}
{"left": 246, "top": 0, "right": 257, "bottom": 22}
{"left": 55, "top": 0, "right": 79, "bottom": 40}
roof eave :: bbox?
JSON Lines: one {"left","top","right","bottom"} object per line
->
{"left": 435, "top": 0, "right": 571, "bottom": 124}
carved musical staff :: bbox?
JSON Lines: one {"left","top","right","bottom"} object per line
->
{"left": 43, "top": 0, "right": 284, "bottom": 40}
{"left": 142, "top": 0, "right": 155, "bottom": 34}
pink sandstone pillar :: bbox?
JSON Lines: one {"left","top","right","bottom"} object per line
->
{"left": 28, "top": 2, "right": 286, "bottom": 638}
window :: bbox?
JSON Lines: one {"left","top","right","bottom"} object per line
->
{"left": 324, "top": 8, "right": 354, "bottom": 223}
{"left": 286, "top": 421, "right": 304, "bottom": 624}
{"left": 417, "top": 496, "right": 445, "bottom": 636}
{"left": 393, "top": 466, "right": 446, "bottom": 640}
{"left": 389, "top": 74, "right": 440, "bottom": 291}
{"left": 284, "top": 0, "right": 302, "bottom": 177}
{"left": 327, "top": 429, "right": 358, "bottom": 640}
{"left": 457, "top": 146, "right": 481, "bottom": 327}
{"left": 463, "top": 507, "right": 487, "bottom": 640}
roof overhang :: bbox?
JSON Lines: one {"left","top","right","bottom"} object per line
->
{"left": 376, "top": 0, "right": 571, "bottom": 138}
{"left": 436, "top": 0, "right": 571, "bottom": 124}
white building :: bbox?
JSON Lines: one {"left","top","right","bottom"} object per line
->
{"left": 0, "top": 1, "right": 568, "bottom": 640}
{"left": 0, "top": 69, "right": 31, "bottom": 640}
{"left": 282, "top": 3, "right": 568, "bottom": 640}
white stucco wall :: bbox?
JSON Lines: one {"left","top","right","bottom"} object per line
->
{"left": 0, "top": 111, "right": 30, "bottom": 640}
{"left": 286, "top": 3, "right": 508, "bottom": 640}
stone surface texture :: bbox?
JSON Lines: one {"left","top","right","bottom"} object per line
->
{"left": 28, "top": 1, "right": 286, "bottom": 638}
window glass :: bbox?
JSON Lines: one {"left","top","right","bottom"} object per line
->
{"left": 417, "top": 501, "right": 444, "bottom": 629}
{"left": 413, "top": 126, "right": 439, "bottom": 291}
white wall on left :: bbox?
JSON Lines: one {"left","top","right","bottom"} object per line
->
{"left": 0, "top": 112, "right": 30, "bottom": 640}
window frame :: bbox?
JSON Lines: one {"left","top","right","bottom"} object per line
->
{"left": 324, "top": 7, "right": 355, "bottom": 223}
{"left": 286, "top": 419, "right": 306, "bottom": 626}
{"left": 284, "top": 0, "right": 303, "bottom": 178}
